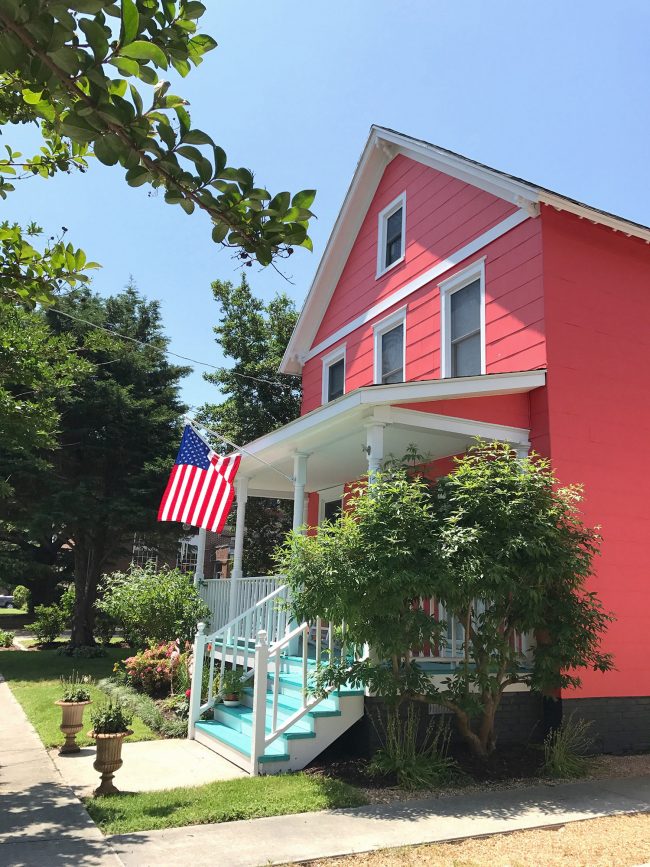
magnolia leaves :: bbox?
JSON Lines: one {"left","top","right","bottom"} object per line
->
{"left": 0, "top": 1, "right": 315, "bottom": 267}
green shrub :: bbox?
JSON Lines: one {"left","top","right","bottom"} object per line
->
{"left": 94, "top": 609, "right": 117, "bottom": 645}
{"left": 58, "top": 583, "right": 75, "bottom": 626}
{"left": 91, "top": 700, "right": 133, "bottom": 734}
{"left": 0, "top": 629, "right": 14, "bottom": 648}
{"left": 98, "top": 678, "right": 187, "bottom": 738}
{"left": 543, "top": 714, "right": 595, "bottom": 778}
{"left": 97, "top": 565, "right": 211, "bottom": 647}
{"left": 12, "top": 585, "right": 30, "bottom": 611}
{"left": 56, "top": 643, "right": 107, "bottom": 658}
{"left": 368, "top": 704, "right": 458, "bottom": 790}
{"left": 32, "top": 604, "right": 66, "bottom": 644}
{"left": 114, "top": 641, "right": 186, "bottom": 697}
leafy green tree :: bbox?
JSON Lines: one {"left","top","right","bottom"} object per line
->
{"left": 200, "top": 275, "right": 301, "bottom": 575}
{"left": 0, "top": 0, "right": 316, "bottom": 305}
{"left": 0, "top": 282, "right": 188, "bottom": 644}
{"left": 277, "top": 442, "right": 614, "bottom": 758}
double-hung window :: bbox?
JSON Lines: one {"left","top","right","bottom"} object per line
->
{"left": 376, "top": 192, "right": 406, "bottom": 277}
{"left": 440, "top": 260, "right": 486, "bottom": 378}
{"left": 373, "top": 308, "right": 406, "bottom": 384}
{"left": 321, "top": 344, "right": 346, "bottom": 403}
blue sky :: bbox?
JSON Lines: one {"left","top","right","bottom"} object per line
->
{"left": 6, "top": 0, "right": 650, "bottom": 408}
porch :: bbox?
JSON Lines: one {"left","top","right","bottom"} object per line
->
{"left": 189, "top": 371, "right": 544, "bottom": 774}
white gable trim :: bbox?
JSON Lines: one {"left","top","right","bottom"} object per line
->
{"left": 281, "top": 126, "right": 650, "bottom": 375}
{"left": 304, "top": 208, "right": 528, "bottom": 364}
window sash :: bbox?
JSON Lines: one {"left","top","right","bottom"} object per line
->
{"left": 385, "top": 207, "right": 403, "bottom": 268}
{"left": 327, "top": 358, "right": 345, "bottom": 401}
{"left": 381, "top": 324, "right": 404, "bottom": 383}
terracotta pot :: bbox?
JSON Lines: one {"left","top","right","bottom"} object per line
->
{"left": 55, "top": 700, "right": 92, "bottom": 754}
{"left": 88, "top": 730, "right": 133, "bottom": 796}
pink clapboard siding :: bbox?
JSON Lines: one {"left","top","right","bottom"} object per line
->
{"left": 301, "top": 155, "right": 545, "bottom": 414}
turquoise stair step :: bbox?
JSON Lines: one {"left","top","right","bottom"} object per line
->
{"left": 195, "top": 720, "right": 289, "bottom": 763}
{"left": 271, "top": 690, "right": 342, "bottom": 718}
{"left": 268, "top": 671, "right": 365, "bottom": 698}
{"left": 214, "top": 703, "right": 315, "bottom": 740}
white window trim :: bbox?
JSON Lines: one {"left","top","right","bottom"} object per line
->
{"left": 373, "top": 306, "right": 407, "bottom": 385}
{"left": 376, "top": 191, "right": 407, "bottom": 278}
{"left": 439, "top": 258, "right": 486, "bottom": 379}
{"left": 321, "top": 343, "right": 346, "bottom": 404}
{"left": 318, "top": 485, "right": 345, "bottom": 525}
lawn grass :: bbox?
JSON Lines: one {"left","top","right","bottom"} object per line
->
{"left": 86, "top": 773, "right": 368, "bottom": 834}
{"left": 0, "top": 648, "right": 156, "bottom": 748}
{"left": 0, "top": 606, "right": 24, "bottom": 615}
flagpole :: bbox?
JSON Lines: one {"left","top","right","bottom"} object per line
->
{"left": 194, "top": 528, "right": 206, "bottom": 589}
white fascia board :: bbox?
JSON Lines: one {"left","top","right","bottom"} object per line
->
{"left": 538, "top": 192, "right": 650, "bottom": 244}
{"left": 280, "top": 131, "right": 389, "bottom": 374}
{"left": 239, "top": 370, "right": 546, "bottom": 458}
{"left": 372, "top": 405, "right": 531, "bottom": 446}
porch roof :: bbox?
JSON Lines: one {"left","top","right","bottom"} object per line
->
{"left": 238, "top": 370, "right": 545, "bottom": 498}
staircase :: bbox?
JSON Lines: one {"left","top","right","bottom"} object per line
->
{"left": 187, "top": 586, "right": 365, "bottom": 775}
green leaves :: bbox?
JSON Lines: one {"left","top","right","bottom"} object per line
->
{"left": 120, "top": 40, "right": 168, "bottom": 69}
{"left": 120, "top": 0, "right": 139, "bottom": 46}
{"left": 0, "top": 0, "right": 316, "bottom": 266}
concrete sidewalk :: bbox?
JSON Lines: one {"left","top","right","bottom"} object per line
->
{"left": 0, "top": 679, "right": 121, "bottom": 866}
{"left": 109, "top": 774, "right": 650, "bottom": 867}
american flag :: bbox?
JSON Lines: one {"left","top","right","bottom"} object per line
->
{"left": 157, "top": 424, "right": 241, "bottom": 533}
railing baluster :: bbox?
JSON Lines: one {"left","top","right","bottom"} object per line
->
{"left": 302, "top": 625, "right": 308, "bottom": 708}
{"left": 207, "top": 639, "right": 216, "bottom": 707}
{"left": 243, "top": 611, "right": 251, "bottom": 672}
{"left": 272, "top": 649, "right": 280, "bottom": 731}
{"left": 328, "top": 620, "right": 334, "bottom": 657}
{"left": 315, "top": 616, "right": 321, "bottom": 668}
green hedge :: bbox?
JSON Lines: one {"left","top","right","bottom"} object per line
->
{"left": 97, "top": 678, "right": 187, "bottom": 739}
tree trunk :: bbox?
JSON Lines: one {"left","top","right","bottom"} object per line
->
{"left": 71, "top": 540, "right": 104, "bottom": 646}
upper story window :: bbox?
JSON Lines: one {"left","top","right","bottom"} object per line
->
{"left": 376, "top": 192, "right": 406, "bottom": 278}
{"left": 373, "top": 307, "right": 406, "bottom": 384}
{"left": 440, "top": 260, "right": 486, "bottom": 378}
{"left": 321, "top": 344, "right": 346, "bottom": 403}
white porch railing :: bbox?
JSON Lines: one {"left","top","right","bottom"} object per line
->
{"left": 188, "top": 583, "right": 291, "bottom": 736}
{"left": 417, "top": 597, "right": 534, "bottom": 664}
{"left": 199, "top": 576, "right": 282, "bottom": 632}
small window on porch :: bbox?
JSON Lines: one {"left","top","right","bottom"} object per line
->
{"left": 376, "top": 192, "right": 406, "bottom": 278}
{"left": 323, "top": 498, "right": 342, "bottom": 522}
{"left": 440, "top": 260, "right": 486, "bottom": 379}
{"left": 319, "top": 486, "right": 344, "bottom": 525}
{"left": 373, "top": 308, "right": 406, "bottom": 385}
{"left": 321, "top": 345, "right": 346, "bottom": 404}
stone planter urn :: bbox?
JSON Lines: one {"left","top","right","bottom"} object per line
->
{"left": 55, "top": 700, "right": 92, "bottom": 754}
{"left": 88, "top": 730, "right": 133, "bottom": 796}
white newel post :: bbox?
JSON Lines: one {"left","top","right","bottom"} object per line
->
{"left": 229, "top": 475, "right": 249, "bottom": 621}
{"left": 193, "top": 528, "right": 206, "bottom": 589}
{"left": 250, "top": 630, "right": 269, "bottom": 775}
{"left": 188, "top": 621, "right": 206, "bottom": 739}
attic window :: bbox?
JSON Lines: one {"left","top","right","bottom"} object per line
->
{"left": 377, "top": 192, "right": 406, "bottom": 277}
{"left": 373, "top": 308, "right": 406, "bottom": 384}
{"left": 321, "top": 344, "right": 346, "bottom": 404}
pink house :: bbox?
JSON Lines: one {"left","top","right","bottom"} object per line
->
{"left": 190, "top": 127, "right": 650, "bottom": 773}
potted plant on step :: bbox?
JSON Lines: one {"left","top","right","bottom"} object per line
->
{"left": 219, "top": 668, "right": 248, "bottom": 707}
{"left": 55, "top": 672, "right": 92, "bottom": 754}
{"left": 88, "top": 701, "right": 133, "bottom": 796}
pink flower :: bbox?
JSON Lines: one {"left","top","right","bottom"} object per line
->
{"left": 185, "top": 689, "right": 191, "bottom": 698}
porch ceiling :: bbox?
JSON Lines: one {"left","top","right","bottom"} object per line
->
{"left": 238, "top": 370, "right": 545, "bottom": 498}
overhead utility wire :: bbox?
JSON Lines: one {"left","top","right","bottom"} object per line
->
{"left": 48, "top": 307, "right": 298, "bottom": 390}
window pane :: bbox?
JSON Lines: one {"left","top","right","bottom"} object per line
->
{"left": 381, "top": 324, "right": 403, "bottom": 383}
{"left": 327, "top": 358, "right": 345, "bottom": 401}
{"left": 450, "top": 280, "right": 480, "bottom": 340}
{"left": 452, "top": 333, "right": 481, "bottom": 377}
{"left": 385, "top": 207, "right": 403, "bottom": 268}
{"left": 323, "top": 499, "right": 342, "bottom": 522}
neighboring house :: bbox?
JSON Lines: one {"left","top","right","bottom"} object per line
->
{"left": 116, "top": 530, "right": 234, "bottom": 579}
{"left": 191, "top": 126, "right": 650, "bottom": 772}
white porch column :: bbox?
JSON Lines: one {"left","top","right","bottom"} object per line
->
{"left": 365, "top": 422, "right": 385, "bottom": 478}
{"left": 193, "top": 528, "right": 206, "bottom": 589}
{"left": 513, "top": 441, "right": 531, "bottom": 462}
{"left": 229, "top": 475, "right": 249, "bottom": 621}
{"left": 302, "top": 493, "right": 309, "bottom": 528}
{"left": 292, "top": 452, "right": 309, "bottom": 531}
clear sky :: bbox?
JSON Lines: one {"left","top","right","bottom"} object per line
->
{"left": 6, "top": 0, "right": 650, "bottom": 408}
